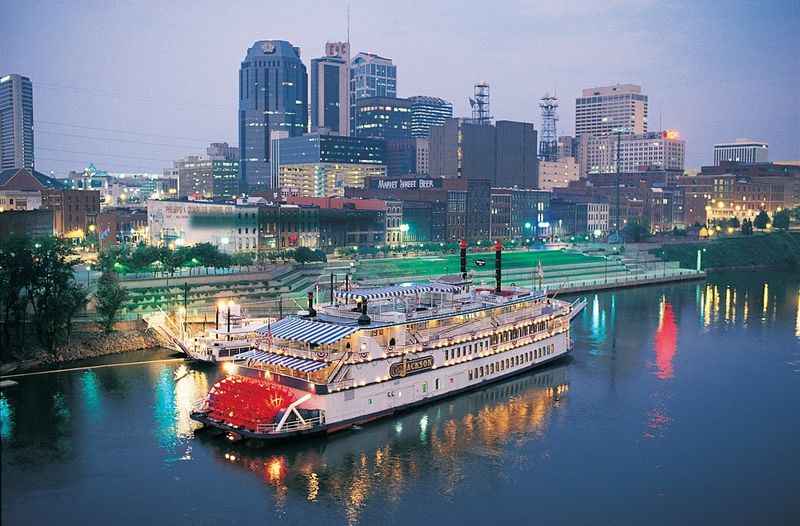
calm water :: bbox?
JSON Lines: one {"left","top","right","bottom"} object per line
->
{"left": 2, "top": 271, "right": 799, "bottom": 525}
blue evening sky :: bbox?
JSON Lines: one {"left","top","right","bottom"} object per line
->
{"left": 1, "top": 0, "right": 797, "bottom": 175}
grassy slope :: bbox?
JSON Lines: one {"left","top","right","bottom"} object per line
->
{"left": 354, "top": 250, "right": 601, "bottom": 279}
{"left": 655, "top": 232, "right": 800, "bottom": 270}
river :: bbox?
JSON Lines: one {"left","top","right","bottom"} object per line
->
{"left": 2, "top": 271, "right": 799, "bottom": 525}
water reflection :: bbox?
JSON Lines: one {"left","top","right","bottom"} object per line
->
{"left": 153, "top": 364, "right": 209, "bottom": 450}
{"left": 796, "top": 291, "right": 800, "bottom": 340}
{"left": 0, "top": 392, "right": 12, "bottom": 440}
{"left": 653, "top": 297, "right": 677, "bottom": 380}
{"left": 201, "top": 365, "right": 569, "bottom": 525}
{"left": 79, "top": 370, "right": 102, "bottom": 422}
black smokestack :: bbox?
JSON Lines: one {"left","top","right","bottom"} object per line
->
{"left": 358, "top": 298, "right": 371, "bottom": 325}
{"left": 460, "top": 239, "right": 467, "bottom": 278}
{"left": 494, "top": 240, "right": 502, "bottom": 294}
{"left": 307, "top": 291, "right": 316, "bottom": 317}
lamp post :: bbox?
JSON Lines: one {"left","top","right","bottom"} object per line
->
{"left": 86, "top": 265, "right": 91, "bottom": 288}
{"left": 399, "top": 223, "right": 410, "bottom": 248}
{"left": 226, "top": 300, "right": 233, "bottom": 341}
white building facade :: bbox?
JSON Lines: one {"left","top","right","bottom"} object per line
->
{"left": 147, "top": 200, "right": 259, "bottom": 253}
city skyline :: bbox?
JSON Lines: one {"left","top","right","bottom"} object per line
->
{"left": 0, "top": 0, "right": 797, "bottom": 175}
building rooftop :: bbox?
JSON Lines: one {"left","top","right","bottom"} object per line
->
{"left": 0, "top": 167, "right": 65, "bottom": 191}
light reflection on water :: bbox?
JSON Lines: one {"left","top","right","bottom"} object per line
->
{"left": 0, "top": 393, "right": 11, "bottom": 440}
{"left": 2, "top": 272, "right": 800, "bottom": 525}
{"left": 205, "top": 367, "right": 569, "bottom": 526}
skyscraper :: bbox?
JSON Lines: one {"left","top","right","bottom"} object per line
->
{"left": 713, "top": 139, "right": 768, "bottom": 165}
{"left": 354, "top": 96, "right": 411, "bottom": 139}
{"left": 349, "top": 52, "right": 396, "bottom": 134}
{"left": 575, "top": 83, "right": 648, "bottom": 137}
{"left": 0, "top": 74, "right": 34, "bottom": 170}
{"left": 310, "top": 42, "right": 350, "bottom": 136}
{"left": 408, "top": 96, "right": 453, "bottom": 138}
{"left": 429, "top": 118, "right": 539, "bottom": 188}
{"left": 239, "top": 41, "right": 308, "bottom": 191}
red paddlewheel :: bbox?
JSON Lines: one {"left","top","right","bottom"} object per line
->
{"left": 206, "top": 376, "right": 296, "bottom": 432}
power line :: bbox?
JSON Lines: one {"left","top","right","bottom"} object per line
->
{"left": 35, "top": 129, "right": 205, "bottom": 150}
{"left": 37, "top": 146, "right": 174, "bottom": 163}
{"left": 35, "top": 81, "right": 232, "bottom": 112}
{"left": 34, "top": 119, "right": 216, "bottom": 143}
{"left": 35, "top": 156, "right": 166, "bottom": 172}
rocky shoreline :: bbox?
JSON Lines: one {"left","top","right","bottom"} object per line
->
{"left": 0, "top": 327, "right": 169, "bottom": 375}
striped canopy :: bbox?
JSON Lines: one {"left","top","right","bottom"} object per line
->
{"left": 336, "top": 283, "right": 461, "bottom": 301}
{"left": 256, "top": 316, "right": 359, "bottom": 345}
{"left": 233, "top": 349, "right": 329, "bottom": 373}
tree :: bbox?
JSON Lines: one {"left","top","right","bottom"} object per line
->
{"left": 292, "top": 246, "right": 317, "bottom": 265}
{"left": 753, "top": 210, "right": 770, "bottom": 230}
{"left": 95, "top": 271, "right": 129, "bottom": 333}
{"left": 26, "top": 238, "right": 88, "bottom": 353}
{"left": 741, "top": 218, "right": 754, "bottom": 235}
{"left": 0, "top": 236, "right": 35, "bottom": 356}
{"left": 623, "top": 218, "right": 651, "bottom": 242}
{"left": 772, "top": 209, "right": 790, "bottom": 231}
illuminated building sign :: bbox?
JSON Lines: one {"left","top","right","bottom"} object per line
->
{"left": 371, "top": 178, "right": 440, "bottom": 191}
{"left": 389, "top": 355, "right": 434, "bottom": 378}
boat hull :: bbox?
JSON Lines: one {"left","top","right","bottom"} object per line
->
{"left": 190, "top": 350, "right": 569, "bottom": 442}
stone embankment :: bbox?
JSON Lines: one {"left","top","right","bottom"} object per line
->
{"left": 1, "top": 324, "right": 170, "bottom": 375}
{"left": 39, "top": 329, "right": 166, "bottom": 365}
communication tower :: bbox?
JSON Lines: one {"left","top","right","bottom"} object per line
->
{"left": 539, "top": 93, "right": 558, "bottom": 161}
{"left": 469, "top": 82, "right": 492, "bottom": 126}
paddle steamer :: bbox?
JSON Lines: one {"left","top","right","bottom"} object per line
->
{"left": 191, "top": 242, "right": 586, "bottom": 441}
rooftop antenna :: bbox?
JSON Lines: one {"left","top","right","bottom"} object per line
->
{"left": 538, "top": 93, "right": 559, "bottom": 161}
{"left": 471, "top": 82, "right": 492, "bottom": 125}
{"left": 347, "top": 1, "right": 351, "bottom": 45}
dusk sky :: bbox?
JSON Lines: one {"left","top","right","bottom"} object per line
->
{"left": 2, "top": 0, "right": 798, "bottom": 175}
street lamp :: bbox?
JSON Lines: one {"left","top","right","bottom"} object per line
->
{"left": 86, "top": 265, "right": 91, "bottom": 287}
{"left": 399, "top": 223, "right": 410, "bottom": 246}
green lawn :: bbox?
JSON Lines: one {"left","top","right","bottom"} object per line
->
{"left": 354, "top": 249, "right": 602, "bottom": 280}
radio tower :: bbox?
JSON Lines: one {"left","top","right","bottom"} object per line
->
{"left": 538, "top": 93, "right": 558, "bottom": 161}
{"left": 469, "top": 82, "right": 492, "bottom": 126}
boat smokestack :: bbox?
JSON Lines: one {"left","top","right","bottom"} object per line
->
{"left": 460, "top": 239, "right": 467, "bottom": 278}
{"left": 357, "top": 298, "right": 371, "bottom": 325}
{"left": 494, "top": 240, "right": 502, "bottom": 294}
{"left": 307, "top": 291, "right": 316, "bottom": 317}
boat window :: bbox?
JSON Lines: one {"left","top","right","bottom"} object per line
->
{"left": 468, "top": 370, "right": 473, "bottom": 380}
{"left": 480, "top": 366, "right": 484, "bottom": 377}
{"left": 389, "top": 337, "right": 396, "bottom": 348}
{"left": 435, "top": 378, "right": 440, "bottom": 389}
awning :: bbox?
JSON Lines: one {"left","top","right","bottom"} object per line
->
{"left": 233, "top": 349, "right": 329, "bottom": 373}
{"left": 336, "top": 283, "right": 461, "bottom": 301}
{"left": 255, "top": 316, "right": 359, "bottom": 345}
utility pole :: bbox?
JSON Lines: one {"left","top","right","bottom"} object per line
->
{"left": 615, "top": 130, "right": 622, "bottom": 242}
{"left": 183, "top": 282, "right": 189, "bottom": 337}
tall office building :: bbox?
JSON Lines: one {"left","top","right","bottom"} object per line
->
{"left": 578, "top": 131, "right": 685, "bottom": 175}
{"left": 0, "top": 74, "right": 34, "bottom": 170}
{"left": 349, "top": 53, "right": 397, "bottom": 134}
{"left": 275, "top": 133, "right": 385, "bottom": 197}
{"left": 429, "top": 118, "right": 539, "bottom": 188}
{"left": 713, "top": 139, "right": 768, "bottom": 165}
{"left": 354, "top": 96, "right": 411, "bottom": 139}
{"left": 239, "top": 40, "right": 308, "bottom": 191}
{"left": 408, "top": 96, "right": 453, "bottom": 138}
{"left": 575, "top": 84, "right": 648, "bottom": 137}
{"left": 310, "top": 42, "right": 350, "bottom": 136}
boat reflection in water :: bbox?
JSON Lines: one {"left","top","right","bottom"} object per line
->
{"left": 198, "top": 363, "right": 569, "bottom": 523}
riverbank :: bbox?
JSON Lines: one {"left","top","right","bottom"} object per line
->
{"left": 0, "top": 325, "right": 168, "bottom": 375}
{"left": 654, "top": 231, "right": 800, "bottom": 270}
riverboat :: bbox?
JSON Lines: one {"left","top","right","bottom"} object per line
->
{"left": 190, "top": 242, "right": 586, "bottom": 441}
